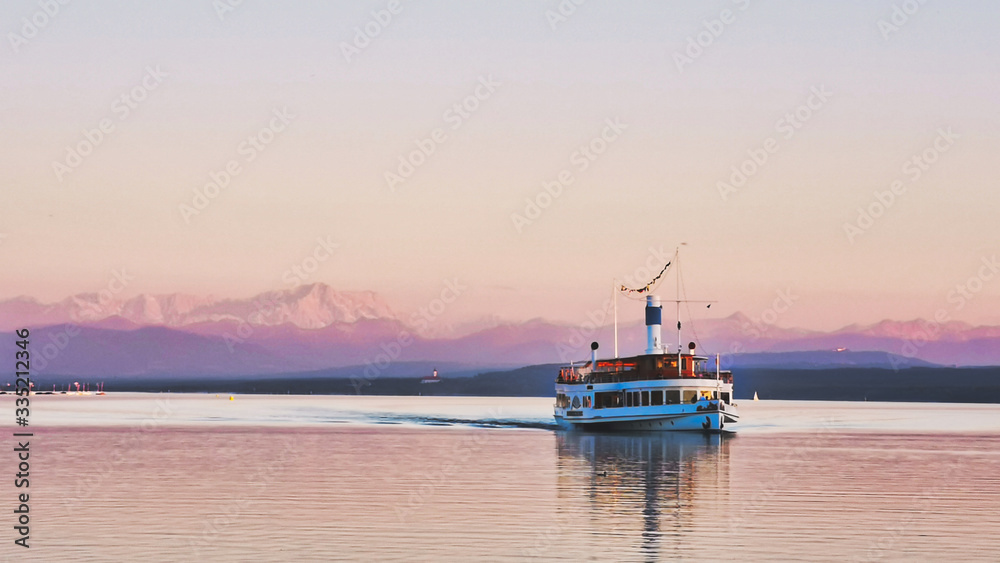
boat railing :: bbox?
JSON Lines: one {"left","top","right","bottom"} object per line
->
{"left": 556, "top": 368, "right": 733, "bottom": 385}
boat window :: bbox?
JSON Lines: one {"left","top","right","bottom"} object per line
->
{"left": 641, "top": 391, "right": 649, "bottom": 406}
{"left": 594, "top": 391, "right": 622, "bottom": 408}
{"left": 721, "top": 392, "right": 730, "bottom": 405}
{"left": 683, "top": 390, "right": 698, "bottom": 404}
{"left": 666, "top": 390, "right": 680, "bottom": 405}
{"left": 626, "top": 392, "right": 633, "bottom": 407}
{"left": 651, "top": 390, "right": 663, "bottom": 406}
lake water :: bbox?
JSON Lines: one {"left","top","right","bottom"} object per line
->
{"left": 5, "top": 394, "right": 1000, "bottom": 561}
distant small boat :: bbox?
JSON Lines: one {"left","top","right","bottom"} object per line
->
{"left": 421, "top": 369, "right": 442, "bottom": 384}
{"left": 753, "top": 391, "right": 759, "bottom": 401}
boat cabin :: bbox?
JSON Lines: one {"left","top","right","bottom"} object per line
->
{"left": 557, "top": 353, "right": 733, "bottom": 386}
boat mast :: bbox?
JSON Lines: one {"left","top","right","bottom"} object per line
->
{"left": 716, "top": 353, "right": 721, "bottom": 401}
{"left": 676, "top": 246, "right": 682, "bottom": 378}
{"left": 613, "top": 279, "right": 619, "bottom": 358}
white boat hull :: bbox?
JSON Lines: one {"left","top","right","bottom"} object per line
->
{"left": 556, "top": 407, "right": 737, "bottom": 433}
{"left": 554, "top": 375, "right": 739, "bottom": 433}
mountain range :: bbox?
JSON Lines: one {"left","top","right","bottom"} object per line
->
{"left": 0, "top": 283, "right": 394, "bottom": 330}
{"left": 2, "top": 283, "right": 999, "bottom": 379}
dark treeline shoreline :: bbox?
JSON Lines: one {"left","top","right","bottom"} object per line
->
{"left": 22, "top": 365, "right": 1000, "bottom": 403}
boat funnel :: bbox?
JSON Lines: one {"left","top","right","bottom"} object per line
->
{"left": 590, "top": 341, "right": 599, "bottom": 368}
{"left": 645, "top": 295, "right": 663, "bottom": 354}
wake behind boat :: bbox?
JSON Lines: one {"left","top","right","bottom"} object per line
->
{"left": 553, "top": 250, "right": 739, "bottom": 433}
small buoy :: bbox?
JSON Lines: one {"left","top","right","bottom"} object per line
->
{"left": 229, "top": 396, "right": 234, "bottom": 401}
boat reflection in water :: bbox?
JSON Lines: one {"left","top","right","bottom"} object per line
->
{"left": 552, "top": 431, "right": 732, "bottom": 561}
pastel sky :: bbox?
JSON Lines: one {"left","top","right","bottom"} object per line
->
{"left": 2, "top": 0, "right": 998, "bottom": 331}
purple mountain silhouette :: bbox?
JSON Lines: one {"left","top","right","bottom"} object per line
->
{"left": 3, "top": 285, "right": 999, "bottom": 377}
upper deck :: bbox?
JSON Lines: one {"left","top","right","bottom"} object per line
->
{"left": 557, "top": 353, "right": 732, "bottom": 385}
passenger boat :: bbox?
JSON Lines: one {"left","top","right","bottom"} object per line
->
{"left": 421, "top": 369, "right": 441, "bottom": 384}
{"left": 553, "top": 253, "right": 739, "bottom": 432}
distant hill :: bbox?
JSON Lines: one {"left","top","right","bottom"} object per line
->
{"left": 734, "top": 367, "right": 1000, "bottom": 403}
{"left": 723, "top": 350, "right": 938, "bottom": 370}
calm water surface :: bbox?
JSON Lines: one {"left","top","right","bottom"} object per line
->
{"left": 5, "top": 394, "right": 1000, "bottom": 562}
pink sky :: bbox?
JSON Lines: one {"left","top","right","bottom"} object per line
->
{"left": 1, "top": 1, "right": 998, "bottom": 331}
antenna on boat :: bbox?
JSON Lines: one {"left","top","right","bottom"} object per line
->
{"left": 661, "top": 244, "right": 716, "bottom": 360}
{"left": 612, "top": 279, "right": 618, "bottom": 358}
{"left": 716, "top": 352, "right": 722, "bottom": 403}
{"left": 676, "top": 245, "right": 683, "bottom": 359}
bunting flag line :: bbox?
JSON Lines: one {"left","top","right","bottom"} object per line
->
{"left": 619, "top": 261, "right": 671, "bottom": 295}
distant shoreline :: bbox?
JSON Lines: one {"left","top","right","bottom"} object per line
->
{"left": 20, "top": 365, "right": 1000, "bottom": 404}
